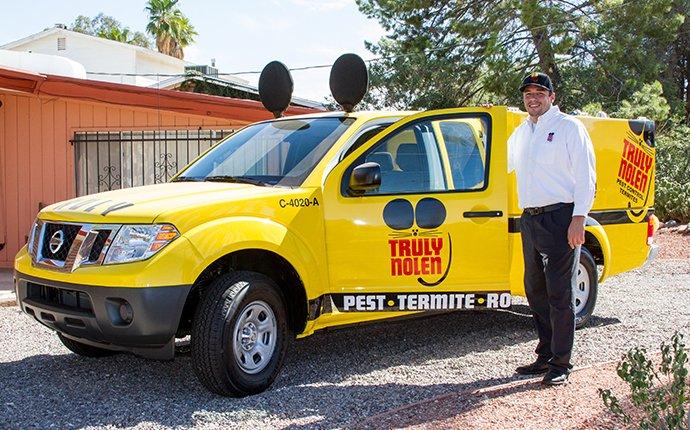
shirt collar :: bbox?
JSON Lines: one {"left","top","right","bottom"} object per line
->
{"left": 524, "top": 105, "right": 560, "bottom": 127}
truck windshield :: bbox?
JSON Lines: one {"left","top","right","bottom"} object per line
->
{"left": 174, "top": 117, "right": 355, "bottom": 187}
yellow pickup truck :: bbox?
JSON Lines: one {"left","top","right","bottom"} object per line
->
{"left": 14, "top": 105, "right": 657, "bottom": 396}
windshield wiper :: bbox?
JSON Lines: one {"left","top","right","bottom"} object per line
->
{"left": 171, "top": 177, "right": 203, "bottom": 182}
{"left": 203, "top": 175, "right": 271, "bottom": 186}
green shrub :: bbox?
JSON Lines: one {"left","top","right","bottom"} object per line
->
{"left": 654, "top": 122, "right": 690, "bottom": 222}
{"left": 613, "top": 82, "right": 671, "bottom": 123}
{"left": 599, "top": 332, "right": 689, "bottom": 429}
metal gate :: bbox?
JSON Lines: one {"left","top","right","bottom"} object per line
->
{"left": 74, "top": 129, "right": 234, "bottom": 196}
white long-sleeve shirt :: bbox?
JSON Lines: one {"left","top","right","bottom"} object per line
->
{"left": 507, "top": 105, "right": 596, "bottom": 217}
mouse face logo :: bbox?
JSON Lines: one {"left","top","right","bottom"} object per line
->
{"left": 383, "top": 198, "right": 452, "bottom": 287}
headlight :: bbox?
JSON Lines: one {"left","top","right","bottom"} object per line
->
{"left": 104, "top": 224, "right": 179, "bottom": 265}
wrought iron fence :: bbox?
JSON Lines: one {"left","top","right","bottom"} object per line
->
{"left": 73, "top": 129, "right": 234, "bottom": 196}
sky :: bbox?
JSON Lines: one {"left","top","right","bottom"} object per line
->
{"left": 0, "top": 0, "right": 388, "bottom": 102}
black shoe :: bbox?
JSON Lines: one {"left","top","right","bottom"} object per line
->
{"left": 515, "top": 360, "right": 550, "bottom": 375}
{"left": 541, "top": 369, "right": 570, "bottom": 386}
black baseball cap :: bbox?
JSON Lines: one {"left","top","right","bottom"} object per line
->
{"left": 519, "top": 72, "right": 554, "bottom": 93}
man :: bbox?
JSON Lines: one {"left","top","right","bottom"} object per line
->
{"left": 507, "top": 72, "right": 596, "bottom": 385}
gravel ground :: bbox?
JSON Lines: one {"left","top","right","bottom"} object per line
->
{"left": 0, "top": 256, "right": 688, "bottom": 429}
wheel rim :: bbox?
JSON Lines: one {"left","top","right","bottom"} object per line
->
{"left": 574, "top": 262, "right": 590, "bottom": 315}
{"left": 232, "top": 301, "right": 277, "bottom": 374}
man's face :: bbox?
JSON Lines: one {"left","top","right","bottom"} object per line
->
{"left": 522, "top": 85, "right": 555, "bottom": 118}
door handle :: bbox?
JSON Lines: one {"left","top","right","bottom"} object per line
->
{"left": 463, "top": 210, "right": 503, "bottom": 218}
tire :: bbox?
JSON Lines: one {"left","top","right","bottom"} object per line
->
{"left": 58, "top": 333, "right": 118, "bottom": 358}
{"left": 574, "top": 247, "right": 598, "bottom": 329}
{"left": 191, "top": 271, "right": 289, "bottom": 397}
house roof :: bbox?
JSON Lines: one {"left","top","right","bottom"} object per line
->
{"left": 0, "top": 27, "right": 190, "bottom": 67}
{"left": 0, "top": 66, "right": 320, "bottom": 123}
{"left": 156, "top": 74, "right": 328, "bottom": 109}
{"left": 2, "top": 28, "right": 326, "bottom": 109}
{"left": 0, "top": 48, "right": 87, "bottom": 79}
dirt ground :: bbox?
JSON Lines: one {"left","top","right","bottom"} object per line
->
{"left": 654, "top": 226, "right": 690, "bottom": 259}
{"left": 361, "top": 357, "right": 690, "bottom": 430}
{"left": 359, "top": 361, "right": 629, "bottom": 429}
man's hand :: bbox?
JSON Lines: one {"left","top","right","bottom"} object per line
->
{"left": 568, "top": 216, "right": 586, "bottom": 249}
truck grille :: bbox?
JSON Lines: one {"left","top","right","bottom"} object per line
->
{"left": 31, "top": 221, "right": 120, "bottom": 272}
{"left": 40, "top": 223, "right": 82, "bottom": 262}
{"left": 88, "top": 230, "right": 111, "bottom": 262}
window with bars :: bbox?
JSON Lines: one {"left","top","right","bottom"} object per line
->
{"left": 73, "top": 129, "right": 235, "bottom": 196}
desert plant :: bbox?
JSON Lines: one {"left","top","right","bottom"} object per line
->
{"left": 599, "top": 332, "right": 689, "bottom": 429}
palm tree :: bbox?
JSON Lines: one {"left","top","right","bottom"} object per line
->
{"left": 145, "top": 0, "right": 197, "bottom": 59}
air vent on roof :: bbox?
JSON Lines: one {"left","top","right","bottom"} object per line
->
{"left": 57, "top": 37, "right": 66, "bottom": 51}
{"left": 185, "top": 65, "right": 218, "bottom": 77}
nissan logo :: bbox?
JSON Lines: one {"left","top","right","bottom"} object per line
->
{"left": 49, "top": 230, "right": 65, "bottom": 254}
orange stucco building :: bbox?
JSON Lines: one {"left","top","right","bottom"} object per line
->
{"left": 0, "top": 66, "right": 316, "bottom": 267}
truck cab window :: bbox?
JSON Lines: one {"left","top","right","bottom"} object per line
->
{"left": 438, "top": 118, "right": 489, "bottom": 190}
{"left": 341, "top": 124, "right": 392, "bottom": 160}
{"left": 346, "top": 121, "right": 447, "bottom": 195}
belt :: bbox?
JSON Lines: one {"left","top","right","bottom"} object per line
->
{"left": 523, "top": 202, "right": 571, "bottom": 216}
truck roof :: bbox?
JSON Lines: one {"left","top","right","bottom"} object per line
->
{"left": 276, "top": 110, "right": 421, "bottom": 122}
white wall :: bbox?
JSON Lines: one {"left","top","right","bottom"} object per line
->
{"left": 135, "top": 52, "right": 185, "bottom": 86}
{"left": 15, "top": 34, "right": 135, "bottom": 84}
{"left": 7, "top": 31, "right": 185, "bottom": 87}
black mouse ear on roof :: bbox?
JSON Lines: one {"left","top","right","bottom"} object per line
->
{"left": 258, "top": 61, "right": 294, "bottom": 118}
{"left": 329, "top": 53, "right": 368, "bottom": 113}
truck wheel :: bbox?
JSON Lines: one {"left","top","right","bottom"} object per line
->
{"left": 574, "top": 247, "right": 598, "bottom": 329}
{"left": 191, "top": 271, "right": 288, "bottom": 397}
{"left": 57, "top": 333, "right": 118, "bottom": 357}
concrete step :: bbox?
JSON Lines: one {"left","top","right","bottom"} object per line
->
{"left": 0, "top": 268, "right": 12, "bottom": 291}
{"left": 0, "top": 290, "right": 16, "bottom": 307}
{"left": 0, "top": 269, "right": 16, "bottom": 306}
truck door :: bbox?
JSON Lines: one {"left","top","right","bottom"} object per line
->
{"left": 322, "top": 109, "right": 510, "bottom": 317}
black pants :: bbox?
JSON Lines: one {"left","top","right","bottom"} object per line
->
{"left": 520, "top": 203, "right": 579, "bottom": 371}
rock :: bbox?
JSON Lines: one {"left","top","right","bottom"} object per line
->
{"left": 682, "top": 222, "right": 690, "bottom": 235}
{"left": 664, "top": 220, "right": 678, "bottom": 228}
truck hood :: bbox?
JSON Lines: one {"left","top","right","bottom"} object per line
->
{"left": 39, "top": 182, "right": 289, "bottom": 225}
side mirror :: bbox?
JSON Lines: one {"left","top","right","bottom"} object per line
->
{"left": 348, "top": 162, "right": 381, "bottom": 195}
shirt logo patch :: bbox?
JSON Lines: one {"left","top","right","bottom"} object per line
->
{"left": 547, "top": 132, "right": 555, "bottom": 142}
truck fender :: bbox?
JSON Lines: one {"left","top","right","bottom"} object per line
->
{"left": 585, "top": 216, "right": 611, "bottom": 283}
{"left": 183, "top": 216, "right": 326, "bottom": 299}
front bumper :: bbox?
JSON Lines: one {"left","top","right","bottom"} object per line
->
{"left": 15, "top": 271, "right": 191, "bottom": 359}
